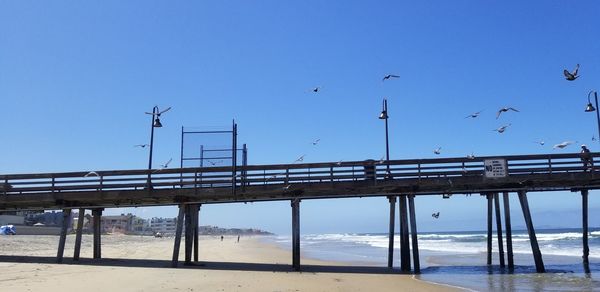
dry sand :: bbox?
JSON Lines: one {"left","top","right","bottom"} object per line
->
{"left": 0, "top": 234, "right": 461, "bottom": 292}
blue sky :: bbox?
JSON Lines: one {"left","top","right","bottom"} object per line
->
{"left": 1, "top": 1, "right": 600, "bottom": 234}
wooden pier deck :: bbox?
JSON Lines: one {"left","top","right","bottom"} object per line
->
{"left": 1, "top": 152, "right": 598, "bottom": 272}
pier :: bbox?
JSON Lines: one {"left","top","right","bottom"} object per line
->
{"left": 1, "top": 152, "right": 598, "bottom": 273}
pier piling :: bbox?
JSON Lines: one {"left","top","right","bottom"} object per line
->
{"left": 494, "top": 193, "right": 505, "bottom": 267}
{"left": 56, "top": 209, "right": 71, "bottom": 263}
{"left": 518, "top": 190, "right": 545, "bottom": 273}
{"left": 291, "top": 199, "right": 301, "bottom": 271}
{"left": 581, "top": 189, "right": 590, "bottom": 273}
{"left": 92, "top": 208, "right": 103, "bottom": 259}
{"left": 194, "top": 204, "right": 200, "bottom": 262}
{"left": 387, "top": 196, "right": 396, "bottom": 268}
{"left": 73, "top": 208, "right": 85, "bottom": 261}
{"left": 503, "top": 192, "right": 514, "bottom": 270}
{"left": 172, "top": 204, "right": 185, "bottom": 268}
{"left": 408, "top": 194, "right": 420, "bottom": 273}
{"left": 184, "top": 205, "right": 193, "bottom": 264}
{"left": 399, "top": 195, "right": 411, "bottom": 272}
{"left": 486, "top": 193, "right": 492, "bottom": 265}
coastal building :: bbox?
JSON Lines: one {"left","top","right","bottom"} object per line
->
{"left": 149, "top": 217, "right": 177, "bottom": 235}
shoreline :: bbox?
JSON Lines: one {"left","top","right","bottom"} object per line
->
{"left": 0, "top": 234, "right": 462, "bottom": 291}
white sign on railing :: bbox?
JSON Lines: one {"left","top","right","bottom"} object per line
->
{"left": 484, "top": 159, "right": 507, "bottom": 178}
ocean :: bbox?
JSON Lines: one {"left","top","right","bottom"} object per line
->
{"left": 268, "top": 228, "right": 600, "bottom": 291}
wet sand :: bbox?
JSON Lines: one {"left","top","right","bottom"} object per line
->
{"left": 0, "top": 234, "right": 460, "bottom": 291}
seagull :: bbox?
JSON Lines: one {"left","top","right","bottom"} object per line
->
{"left": 533, "top": 140, "right": 545, "bottom": 146}
{"left": 134, "top": 144, "right": 149, "bottom": 148}
{"left": 379, "top": 156, "right": 385, "bottom": 164}
{"left": 308, "top": 86, "right": 322, "bottom": 93}
{"left": 312, "top": 139, "right": 321, "bottom": 145}
{"left": 493, "top": 124, "right": 511, "bottom": 133}
{"left": 145, "top": 106, "right": 172, "bottom": 116}
{"left": 160, "top": 158, "right": 173, "bottom": 169}
{"left": 283, "top": 184, "right": 292, "bottom": 190}
{"left": 564, "top": 64, "right": 580, "bottom": 81}
{"left": 382, "top": 74, "right": 400, "bottom": 81}
{"left": 84, "top": 171, "right": 99, "bottom": 177}
{"left": 434, "top": 147, "right": 442, "bottom": 155}
{"left": 593, "top": 135, "right": 597, "bottom": 142}
{"left": 467, "top": 152, "right": 475, "bottom": 159}
{"left": 553, "top": 141, "right": 574, "bottom": 149}
{"left": 432, "top": 212, "right": 440, "bottom": 219}
{"left": 496, "top": 107, "right": 519, "bottom": 119}
{"left": 206, "top": 160, "right": 223, "bottom": 166}
{"left": 295, "top": 155, "right": 305, "bottom": 163}
{"left": 465, "top": 110, "right": 483, "bottom": 119}
{"left": 336, "top": 160, "right": 343, "bottom": 166}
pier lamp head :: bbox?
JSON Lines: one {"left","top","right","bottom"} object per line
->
{"left": 153, "top": 118, "right": 163, "bottom": 128}
{"left": 379, "top": 110, "right": 388, "bottom": 120}
{"left": 586, "top": 90, "right": 597, "bottom": 112}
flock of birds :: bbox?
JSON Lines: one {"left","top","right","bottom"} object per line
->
{"left": 82, "top": 66, "right": 586, "bottom": 219}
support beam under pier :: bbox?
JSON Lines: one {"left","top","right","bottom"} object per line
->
{"left": 291, "top": 199, "right": 301, "bottom": 271}
{"left": 185, "top": 205, "right": 193, "bottom": 265}
{"left": 387, "top": 196, "right": 396, "bottom": 268}
{"left": 518, "top": 190, "right": 545, "bottom": 273}
{"left": 486, "top": 193, "right": 492, "bottom": 266}
{"left": 92, "top": 208, "right": 103, "bottom": 259}
{"left": 581, "top": 189, "right": 590, "bottom": 273}
{"left": 399, "top": 195, "right": 410, "bottom": 272}
{"left": 73, "top": 208, "right": 85, "bottom": 261}
{"left": 503, "top": 192, "right": 514, "bottom": 270}
{"left": 172, "top": 204, "right": 185, "bottom": 268}
{"left": 408, "top": 194, "right": 420, "bottom": 274}
{"left": 57, "top": 209, "right": 71, "bottom": 263}
{"left": 194, "top": 204, "right": 200, "bottom": 263}
{"left": 494, "top": 193, "right": 505, "bottom": 267}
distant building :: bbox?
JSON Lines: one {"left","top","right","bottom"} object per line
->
{"left": 149, "top": 217, "right": 177, "bottom": 235}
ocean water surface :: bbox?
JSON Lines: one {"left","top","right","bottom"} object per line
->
{"left": 268, "top": 228, "right": 600, "bottom": 291}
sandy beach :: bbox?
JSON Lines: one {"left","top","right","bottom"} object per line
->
{"left": 0, "top": 234, "right": 460, "bottom": 292}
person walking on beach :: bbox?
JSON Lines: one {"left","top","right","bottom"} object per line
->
{"left": 237, "top": 235, "right": 240, "bottom": 243}
{"left": 221, "top": 235, "right": 224, "bottom": 241}
{"left": 581, "top": 144, "right": 593, "bottom": 171}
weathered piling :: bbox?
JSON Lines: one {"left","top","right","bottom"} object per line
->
{"left": 387, "top": 196, "right": 396, "bottom": 268}
{"left": 493, "top": 193, "right": 505, "bottom": 267}
{"left": 399, "top": 195, "right": 410, "bottom": 272}
{"left": 184, "top": 205, "right": 194, "bottom": 264}
{"left": 517, "top": 190, "right": 545, "bottom": 273}
{"left": 92, "top": 208, "right": 103, "bottom": 259}
{"left": 194, "top": 204, "right": 200, "bottom": 262}
{"left": 408, "top": 194, "right": 420, "bottom": 273}
{"left": 291, "top": 198, "right": 301, "bottom": 271}
{"left": 502, "top": 192, "right": 514, "bottom": 269}
{"left": 486, "top": 193, "right": 492, "bottom": 265}
{"left": 581, "top": 189, "right": 590, "bottom": 273}
{"left": 73, "top": 208, "right": 85, "bottom": 261}
{"left": 56, "top": 209, "right": 71, "bottom": 263}
{"left": 172, "top": 204, "right": 185, "bottom": 268}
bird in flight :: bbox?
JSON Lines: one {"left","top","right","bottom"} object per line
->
{"left": 493, "top": 124, "right": 511, "bottom": 133}
{"left": 312, "top": 139, "right": 321, "bottom": 145}
{"left": 553, "top": 141, "right": 574, "bottom": 149}
{"left": 593, "top": 135, "right": 597, "bottom": 142}
{"left": 434, "top": 147, "right": 442, "bottom": 155}
{"left": 432, "top": 212, "right": 440, "bottom": 219}
{"left": 295, "top": 155, "right": 305, "bottom": 163}
{"left": 496, "top": 107, "right": 519, "bottom": 119}
{"left": 160, "top": 158, "right": 173, "bottom": 169}
{"left": 145, "top": 106, "right": 172, "bottom": 116}
{"left": 336, "top": 160, "right": 343, "bottom": 166}
{"left": 283, "top": 184, "right": 292, "bottom": 190}
{"left": 207, "top": 160, "right": 223, "bottom": 166}
{"left": 134, "top": 144, "right": 149, "bottom": 148}
{"left": 563, "top": 64, "right": 580, "bottom": 81}
{"left": 465, "top": 110, "right": 483, "bottom": 119}
{"left": 382, "top": 74, "right": 400, "bottom": 81}
{"left": 84, "top": 171, "right": 99, "bottom": 177}
{"left": 308, "top": 86, "right": 322, "bottom": 93}
{"left": 533, "top": 140, "right": 545, "bottom": 146}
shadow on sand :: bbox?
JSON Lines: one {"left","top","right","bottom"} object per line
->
{"left": 0, "top": 255, "right": 405, "bottom": 274}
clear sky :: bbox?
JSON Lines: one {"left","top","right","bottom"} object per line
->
{"left": 1, "top": 1, "right": 600, "bottom": 235}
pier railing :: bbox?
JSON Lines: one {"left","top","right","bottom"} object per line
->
{"left": 0, "top": 152, "right": 597, "bottom": 195}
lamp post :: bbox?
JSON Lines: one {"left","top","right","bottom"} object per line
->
{"left": 585, "top": 90, "right": 600, "bottom": 145}
{"left": 146, "top": 106, "right": 170, "bottom": 188}
{"left": 379, "top": 98, "right": 391, "bottom": 178}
